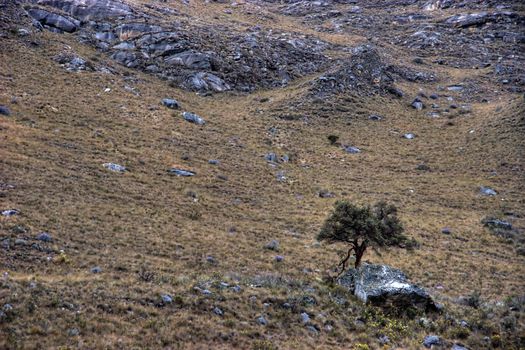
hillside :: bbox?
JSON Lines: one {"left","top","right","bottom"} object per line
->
{"left": 0, "top": 0, "right": 524, "bottom": 349}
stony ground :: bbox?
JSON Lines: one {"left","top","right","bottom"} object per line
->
{"left": 0, "top": 0, "right": 524, "bottom": 349}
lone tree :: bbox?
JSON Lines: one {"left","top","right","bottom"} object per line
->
{"left": 318, "top": 200, "right": 406, "bottom": 275}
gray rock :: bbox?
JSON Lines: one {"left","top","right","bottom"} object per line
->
{"left": 275, "top": 255, "right": 284, "bottom": 262}
{"left": 379, "top": 335, "right": 390, "bottom": 345}
{"left": 208, "top": 159, "right": 219, "bottom": 165}
{"left": 162, "top": 98, "right": 180, "bottom": 109}
{"left": 182, "top": 112, "right": 205, "bottom": 125}
{"left": 2, "top": 209, "right": 19, "bottom": 217}
{"left": 36, "top": 232, "right": 53, "bottom": 242}
{"left": 480, "top": 186, "right": 497, "bottom": 196}
{"left": 231, "top": 285, "right": 242, "bottom": 293}
{"left": 318, "top": 190, "right": 335, "bottom": 198}
{"left": 213, "top": 307, "right": 223, "bottom": 316}
{"left": 112, "top": 41, "right": 135, "bottom": 50}
{"left": 403, "top": 133, "right": 415, "bottom": 139}
{"left": 91, "top": 266, "right": 102, "bottom": 273}
{"left": 264, "top": 240, "right": 279, "bottom": 251}
{"left": 482, "top": 218, "right": 512, "bottom": 230}
{"left": 185, "top": 72, "right": 230, "bottom": 92}
{"left": 35, "top": 0, "right": 132, "bottom": 21}
{"left": 0, "top": 105, "right": 11, "bottom": 116}
{"left": 300, "top": 312, "right": 310, "bottom": 324}
{"left": 103, "top": 163, "right": 126, "bottom": 172}
{"left": 161, "top": 294, "right": 173, "bottom": 304}
{"left": 265, "top": 153, "right": 278, "bottom": 162}
{"left": 441, "top": 227, "right": 452, "bottom": 235}
{"left": 165, "top": 51, "right": 211, "bottom": 70}
{"left": 412, "top": 99, "right": 424, "bottom": 110}
{"left": 343, "top": 145, "right": 361, "bottom": 154}
{"left": 445, "top": 12, "right": 489, "bottom": 28}
{"left": 95, "top": 31, "right": 116, "bottom": 42}
{"left": 27, "top": 8, "right": 79, "bottom": 33}
{"left": 2, "top": 304, "right": 13, "bottom": 312}
{"left": 256, "top": 315, "right": 268, "bottom": 326}
{"left": 423, "top": 335, "right": 441, "bottom": 348}
{"left": 14, "top": 239, "right": 28, "bottom": 246}
{"left": 68, "top": 328, "right": 80, "bottom": 336}
{"left": 452, "top": 344, "right": 468, "bottom": 350}
{"left": 338, "top": 264, "right": 438, "bottom": 312}
{"left": 167, "top": 168, "right": 195, "bottom": 177}
{"left": 368, "top": 114, "right": 383, "bottom": 121}
{"left": 276, "top": 171, "right": 287, "bottom": 182}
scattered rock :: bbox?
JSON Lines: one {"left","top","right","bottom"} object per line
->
{"left": 0, "top": 105, "right": 11, "bottom": 116}
{"left": 411, "top": 98, "right": 424, "bottom": 110}
{"left": 265, "top": 153, "right": 278, "bottom": 163}
{"left": 213, "top": 307, "right": 223, "bottom": 316}
{"left": 68, "top": 328, "right": 80, "bottom": 336}
{"left": 441, "top": 227, "right": 452, "bottom": 235}
{"left": 423, "top": 335, "right": 442, "bottom": 348}
{"left": 275, "top": 255, "right": 284, "bottom": 262}
{"left": 36, "top": 232, "right": 53, "bottom": 242}
{"left": 208, "top": 159, "right": 220, "bottom": 165}
{"left": 182, "top": 112, "right": 205, "bottom": 125}
{"left": 256, "top": 315, "right": 268, "bottom": 326}
{"left": 482, "top": 218, "right": 512, "bottom": 230}
{"left": 1, "top": 209, "right": 19, "bottom": 217}
{"left": 27, "top": 8, "right": 80, "bottom": 33}
{"left": 167, "top": 168, "right": 195, "bottom": 177}
{"left": 368, "top": 114, "right": 383, "bottom": 121}
{"left": 162, "top": 98, "right": 180, "bottom": 109}
{"left": 403, "top": 133, "right": 415, "bottom": 139}
{"left": 103, "top": 163, "right": 126, "bottom": 172}
{"left": 343, "top": 145, "right": 361, "bottom": 154}
{"left": 479, "top": 186, "right": 497, "bottom": 196}
{"left": 264, "top": 240, "right": 280, "bottom": 251}
{"left": 318, "top": 190, "right": 335, "bottom": 198}
{"left": 452, "top": 344, "right": 468, "bottom": 350}
{"left": 160, "top": 294, "right": 173, "bottom": 304}
{"left": 300, "top": 312, "right": 310, "bottom": 324}
{"left": 91, "top": 266, "right": 102, "bottom": 273}
{"left": 416, "top": 163, "right": 431, "bottom": 171}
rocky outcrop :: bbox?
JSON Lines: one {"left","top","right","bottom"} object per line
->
{"left": 338, "top": 264, "right": 439, "bottom": 312}
{"left": 31, "top": 0, "right": 133, "bottom": 21}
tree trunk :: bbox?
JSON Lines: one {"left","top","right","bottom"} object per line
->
{"left": 354, "top": 243, "right": 367, "bottom": 268}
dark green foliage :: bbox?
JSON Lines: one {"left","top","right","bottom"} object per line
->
{"left": 318, "top": 200, "right": 406, "bottom": 272}
{"left": 327, "top": 135, "right": 339, "bottom": 145}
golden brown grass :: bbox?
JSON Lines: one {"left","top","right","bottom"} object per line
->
{"left": 1, "top": 1, "right": 524, "bottom": 349}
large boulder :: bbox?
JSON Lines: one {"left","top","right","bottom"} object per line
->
{"left": 32, "top": 0, "right": 133, "bottom": 21}
{"left": 338, "top": 264, "right": 438, "bottom": 312}
{"left": 27, "top": 8, "right": 80, "bottom": 32}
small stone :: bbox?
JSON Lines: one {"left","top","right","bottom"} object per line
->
{"left": 343, "top": 145, "right": 361, "bottom": 154}
{"left": 1, "top": 209, "right": 19, "bottom": 217}
{"left": 14, "top": 239, "right": 27, "bottom": 246}
{"left": 379, "top": 335, "right": 390, "bottom": 345}
{"left": 103, "top": 163, "right": 126, "bottom": 172}
{"left": 416, "top": 164, "right": 431, "bottom": 171}
{"left": 318, "top": 190, "right": 335, "bottom": 198}
{"left": 36, "top": 232, "right": 52, "bottom": 242}
{"left": 452, "top": 344, "right": 468, "bottom": 350}
{"left": 182, "top": 111, "right": 205, "bottom": 125}
{"left": 275, "top": 255, "right": 284, "bottom": 262}
{"left": 264, "top": 240, "right": 279, "bottom": 251}
{"left": 2, "top": 304, "right": 13, "bottom": 312}
{"left": 480, "top": 186, "right": 497, "bottom": 196}
{"left": 482, "top": 218, "right": 512, "bottom": 230}
{"left": 412, "top": 99, "right": 424, "bottom": 110}
{"left": 300, "top": 312, "right": 310, "bottom": 324}
{"left": 264, "top": 153, "right": 278, "bottom": 162}
{"left": 276, "top": 171, "right": 286, "bottom": 182}
{"left": 403, "top": 133, "right": 415, "bottom": 139}
{"left": 206, "top": 255, "right": 217, "bottom": 264}
{"left": 306, "top": 325, "right": 319, "bottom": 335}
{"left": 423, "top": 335, "right": 441, "bottom": 348}
{"left": 441, "top": 228, "right": 452, "bottom": 235}
{"left": 91, "top": 266, "right": 102, "bottom": 273}
{"left": 68, "top": 328, "right": 80, "bottom": 336}
{"left": 161, "top": 294, "right": 173, "bottom": 304}
{"left": 167, "top": 168, "right": 195, "bottom": 177}
{"left": 208, "top": 159, "right": 220, "bottom": 165}
{"left": 256, "top": 315, "right": 267, "bottom": 326}
{"left": 162, "top": 98, "right": 180, "bottom": 109}
{"left": 0, "top": 105, "right": 11, "bottom": 116}
{"left": 429, "top": 94, "right": 439, "bottom": 100}
{"left": 368, "top": 114, "right": 383, "bottom": 121}
{"left": 18, "top": 28, "right": 30, "bottom": 36}
{"left": 231, "top": 285, "right": 242, "bottom": 293}
{"left": 213, "top": 307, "right": 223, "bottom": 316}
